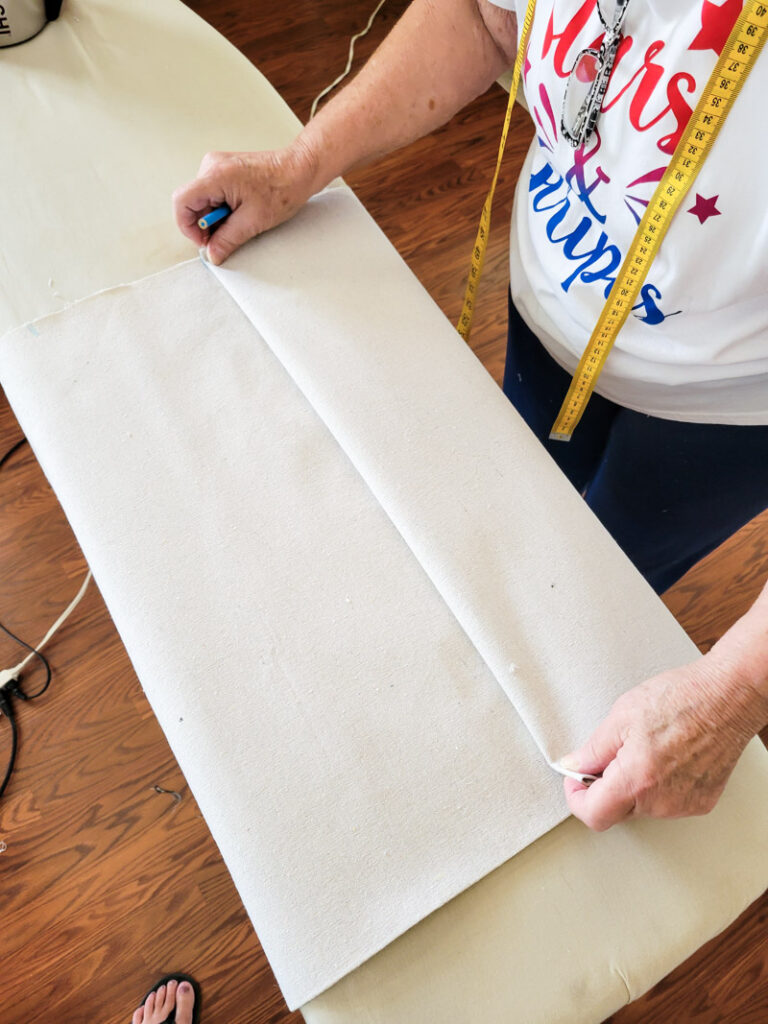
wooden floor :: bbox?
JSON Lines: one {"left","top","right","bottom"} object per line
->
{"left": 1, "top": 1, "right": 766, "bottom": 1021}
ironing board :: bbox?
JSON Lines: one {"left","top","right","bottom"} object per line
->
{"left": 1, "top": 2, "right": 766, "bottom": 1021}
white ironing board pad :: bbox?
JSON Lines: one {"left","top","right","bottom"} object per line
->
{"left": 2, "top": 2, "right": 766, "bottom": 1021}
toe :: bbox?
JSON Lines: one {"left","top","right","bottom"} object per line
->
{"left": 132, "top": 1006, "right": 144, "bottom": 1024}
{"left": 143, "top": 991, "right": 156, "bottom": 1021}
{"left": 161, "top": 980, "right": 178, "bottom": 1017}
{"left": 153, "top": 985, "right": 166, "bottom": 1019}
{"left": 175, "top": 980, "right": 196, "bottom": 1024}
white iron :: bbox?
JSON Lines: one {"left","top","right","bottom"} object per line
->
{"left": 0, "top": 0, "right": 62, "bottom": 47}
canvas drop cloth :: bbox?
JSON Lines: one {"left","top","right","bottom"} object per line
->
{"left": 0, "top": 186, "right": 722, "bottom": 1008}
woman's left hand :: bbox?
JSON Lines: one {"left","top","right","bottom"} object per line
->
{"left": 560, "top": 655, "right": 767, "bottom": 831}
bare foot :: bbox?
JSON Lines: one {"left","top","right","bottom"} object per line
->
{"left": 132, "top": 978, "right": 195, "bottom": 1024}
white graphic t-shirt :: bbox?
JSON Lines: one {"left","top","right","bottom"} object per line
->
{"left": 488, "top": 0, "right": 768, "bottom": 423}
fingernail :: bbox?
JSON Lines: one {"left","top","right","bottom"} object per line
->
{"left": 559, "top": 754, "right": 579, "bottom": 770}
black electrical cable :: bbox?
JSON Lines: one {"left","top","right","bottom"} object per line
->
{"left": 0, "top": 688, "right": 18, "bottom": 801}
{"left": 0, "top": 636, "right": 57, "bottom": 798}
{"left": 0, "top": 434, "right": 51, "bottom": 800}
{"left": 0, "top": 620, "right": 52, "bottom": 699}
{"left": 0, "top": 436, "right": 28, "bottom": 470}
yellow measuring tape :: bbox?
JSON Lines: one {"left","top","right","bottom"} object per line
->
{"left": 456, "top": 0, "right": 536, "bottom": 342}
{"left": 458, "top": 0, "right": 768, "bottom": 440}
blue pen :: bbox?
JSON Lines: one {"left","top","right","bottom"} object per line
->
{"left": 198, "top": 205, "right": 232, "bottom": 230}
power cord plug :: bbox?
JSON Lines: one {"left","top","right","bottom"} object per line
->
{"left": 0, "top": 667, "right": 20, "bottom": 689}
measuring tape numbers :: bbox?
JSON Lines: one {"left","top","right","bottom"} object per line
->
{"left": 456, "top": 0, "right": 537, "bottom": 343}
{"left": 550, "top": 0, "right": 768, "bottom": 440}
{"left": 457, "top": 1, "right": 767, "bottom": 439}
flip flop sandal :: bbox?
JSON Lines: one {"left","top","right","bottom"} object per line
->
{"left": 136, "top": 973, "right": 202, "bottom": 1024}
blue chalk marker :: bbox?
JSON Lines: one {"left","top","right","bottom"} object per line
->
{"left": 198, "top": 204, "right": 232, "bottom": 231}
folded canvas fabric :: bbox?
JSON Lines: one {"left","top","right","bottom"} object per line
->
{"left": 206, "top": 188, "right": 700, "bottom": 762}
{"left": 0, "top": 187, "right": 738, "bottom": 1008}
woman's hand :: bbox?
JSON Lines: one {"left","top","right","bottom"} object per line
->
{"left": 172, "top": 0, "right": 519, "bottom": 265}
{"left": 560, "top": 654, "right": 768, "bottom": 831}
{"left": 172, "top": 142, "right": 319, "bottom": 266}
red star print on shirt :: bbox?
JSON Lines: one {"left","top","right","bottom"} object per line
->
{"left": 689, "top": 0, "right": 743, "bottom": 54}
{"left": 688, "top": 193, "right": 722, "bottom": 223}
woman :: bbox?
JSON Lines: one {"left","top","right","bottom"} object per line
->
{"left": 173, "top": 0, "right": 768, "bottom": 830}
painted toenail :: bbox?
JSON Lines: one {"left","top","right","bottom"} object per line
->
{"left": 179, "top": 982, "right": 191, "bottom": 993}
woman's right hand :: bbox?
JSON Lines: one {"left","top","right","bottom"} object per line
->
{"left": 172, "top": 141, "right": 319, "bottom": 265}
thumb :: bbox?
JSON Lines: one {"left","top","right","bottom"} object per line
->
{"left": 560, "top": 708, "right": 625, "bottom": 776}
{"left": 206, "top": 208, "right": 260, "bottom": 266}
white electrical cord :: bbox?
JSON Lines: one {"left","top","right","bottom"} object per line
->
{"left": 309, "top": 0, "right": 388, "bottom": 119}
{"left": 0, "top": 570, "right": 92, "bottom": 688}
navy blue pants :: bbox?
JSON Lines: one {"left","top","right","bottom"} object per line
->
{"left": 502, "top": 294, "right": 768, "bottom": 594}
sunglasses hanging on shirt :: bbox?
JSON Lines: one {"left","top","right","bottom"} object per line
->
{"left": 561, "top": 0, "right": 633, "bottom": 147}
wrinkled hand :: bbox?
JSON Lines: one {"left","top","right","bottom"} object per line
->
{"left": 172, "top": 143, "right": 318, "bottom": 266}
{"left": 560, "top": 656, "right": 767, "bottom": 831}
